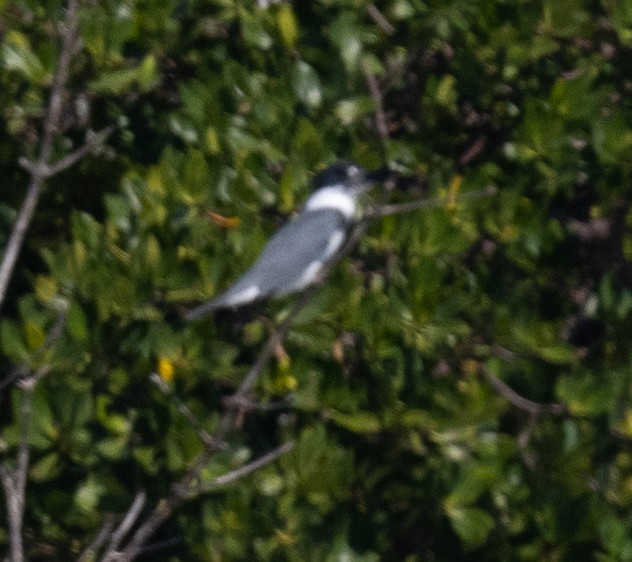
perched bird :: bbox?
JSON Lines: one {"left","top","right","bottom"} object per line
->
{"left": 185, "top": 161, "right": 390, "bottom": 320}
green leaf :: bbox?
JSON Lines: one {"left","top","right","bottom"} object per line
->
{"left": 292, "top": 61, "right": 322, "bottom": 109}
{"left": 328, "top": 410, "right": 382, "bottom": 434}
{"left": 96, "top": 436, "right": 129, "bottom": 460}
{"left": 30, "top": 453, "right": 61, "bottom": 482}
{"left": 1, "top": 319, "right": 28, "bottom": 362}
{"left": 74, "top": 475, "right": 105, "bottom": 513}
{"left": 335, "top": 96, "right": 376, "bottom": 125}
{"left": 0, "top": 30, "right": 46, "bottom": 83}
{"left": 68, "top": 301, "right": 89, "bottom": 342}
{"left": 556, "top": 373, "right": 614, "bottom": 416}
{"left": 277, "top": 4, "right": 299, "bottom": 48}
{"left": 447, "top": 506, "right": 495, "bottom": 549}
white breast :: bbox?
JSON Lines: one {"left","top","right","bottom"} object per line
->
{"left": 304, "top": 186, "right": 356, "bottom": 219}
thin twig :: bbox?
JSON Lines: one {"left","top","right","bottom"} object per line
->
{"left": 362, "top": 60, "right": 389, "bottom": 141}
{"left": 480, "top": 365, "right": 565, "bottom": 415}
{"left": 194, "top": 441, "right": 295, "bottom": 494}
{"left": 77, "top": 516, "right": 116, "bottom": 562}
{"left": 0, "top": 304, "right": 69, "bottom": 558}
{"left": 0, "top": 385, "right": 34, "bottom": 562}
{"left": 135, "top": 537, "right": 183, "bottom": 557}
{"left": 149, "top": 372, "right": 227, "bottom": 449}
{"left": 366, "top": 3, "right": 395, "bottom": 35}
{"left": 367, "top": 184, "right": 497, "bottom": 218}
{"left": 1, "top": 307, "right": 68, "bottom": 394}
{"left": 516, "top": 414, "right": 538, "bottom": 469}
{"left": 101, "top": 491, "right": 147, "bottom": 562}
{"left": 46, "top": 125, "right": 116, "bottom": 176}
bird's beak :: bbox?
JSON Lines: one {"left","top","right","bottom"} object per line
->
{"left": 355, "top": 167, "right": 394, "bottom": 193}
{"left": 366, "top": 167, "right": 394, "bottom": 183}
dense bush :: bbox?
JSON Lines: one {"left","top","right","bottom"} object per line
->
{"left": 2, "top": 1, "right": 632, "bottom": 560}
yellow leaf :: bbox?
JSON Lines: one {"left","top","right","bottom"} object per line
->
{"left": 277, "top": 4, "right": 298, "bottom": 48}
{"left": 205, "top": 127, "right": 221, "bottom": 154}
{"left": 157, "top": 357, "right": 175, "bottom": 383}
{"left": 24, "top": 320, "right": 45, "bottom": 350}
{"left": 272, "top": 374, "right": 298, "bottom": 393}
{"left": 207, "top": 211, "right": 241, "bottom": 228}
{"left": 35, "top": 275, "right": 57, "bottom": 303}
{"left": 447, "top": 175, "right": 462, "bottom": 210}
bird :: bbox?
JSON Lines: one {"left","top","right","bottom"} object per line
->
{"left": 185, "top": 161, "right": 390, "bottom": 320}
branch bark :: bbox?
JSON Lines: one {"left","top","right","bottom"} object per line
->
{"left": 0, "top": 0, "right": 114, "bottom": 314}
{"left": 196, "top": 441, "right": 295, "bottom": 494}
{"left": 480, "top": 364, "right": 565, "bottom": 416}
{"left": 0, "top": 2, "right": 117, "bottom": 560}
{"left": 367, "top": 184, "right": 497, "bottom": 218}
{"left": 0, "top": 388, "right": 33, "bottom": 562}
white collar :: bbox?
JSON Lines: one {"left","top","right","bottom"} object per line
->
{"left": 304, "top": 185, "right": 356, "bottom": 218}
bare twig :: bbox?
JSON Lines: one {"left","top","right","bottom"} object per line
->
{"left": 77, "top": 516, "right": 116, "bottom": 562}
{"left": 362, "top": 60, "right": 389, "bottom": 141}
{"left": 480, "top": 365, "right": 565, "bottom": 416}
{"left": 0, "top": 385, "right": 34, "bottom": 562}
{"left": 0, "top": 306, "right": 68, "bottom": 394}
{"left": 18, "top": 125, "right": 116, "bottom": 178}
{"left": 0, "top": 2, "right": 114, "bottom": 560}
{"left": 366, "top": 3, "right": 395, "bottom": 35}
{"left": 149, "top": 372, "right": 227, "bottom": 450}
{"left": 459, "top": 135, "right": 487, "bottom": 166}
{"left": 101, "top": 491, "right": 147, "bottom": 562}
{"left": 367, "top": 185, "right": 497, "bottom": 218}
{"left": 489, "top": 343, "right": 519, "bottom": 362}
{"left": 195, "top": 441, "right": 295, "bottom": 494}
{"left": 516, "top": 414, "right": 539, "bottom": 469}
{"left": 46, "top": 125, "right": 116, "bottom": 176}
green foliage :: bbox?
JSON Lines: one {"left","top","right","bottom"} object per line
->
{"left": 3, "top": 0, "right": 632, "bottom": 560}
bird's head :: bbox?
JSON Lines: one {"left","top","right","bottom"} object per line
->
{"left": 312, "top": 161, "right": 392, "bottom": 196}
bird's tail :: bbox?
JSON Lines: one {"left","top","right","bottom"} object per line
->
{"left": 183, "top": 297, "right": 225, "bottom": 320}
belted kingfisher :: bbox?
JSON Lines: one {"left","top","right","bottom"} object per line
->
{"left": 185, "top": 162, "right": 389, "bottom": 320}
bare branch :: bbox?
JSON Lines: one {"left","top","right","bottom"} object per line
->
{"left": 149, "top": 372, "right": 227, "bottom": 450}
{"left": 516, "top": 414, "right": 539, "bottom": 469}
{"left": 0, "top": 0, "right": 114, "bottom": 313}
{"left": 0, "top": 306, "right": 68, "bottom": 561}
{"left": 362, "top": 60, "right": 389, "bottom": 141}
{"left": 46, "top": 125, "right": 117, "bottom": 176}
{"left": 194, "top": 441, "right": 295, "bottom": 495}
{"left": 459, "top": 135, "right": 487, "bottom": 166}
{"left": 0, "top": 386, "right": 34, "bottom": 562}
{"left": 77, "top": 516, "right": 116, "bottom": 562}
{"left": 101, "top": 491, "right": 147, "bottom": 562}
{"left": 0, "top": 176, "right": 46, "bottom": 313}
{"left": 367, "top": 185, "right": 497, "bottom": 219}
{"left": 366, "top": 3, "right": 395, "bottom": 35}
{"left": 480, "top": 365, "right": 565, "bottom": 416}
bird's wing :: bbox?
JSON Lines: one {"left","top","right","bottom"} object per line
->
{"left": 219, "top": 209, "right": 348, "bottom": 301}
{"left": 184, "top": 209, "right": 350, "bottom": 319}
{"left": 251, "top": 208, "right": 349, "bottom": 294}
